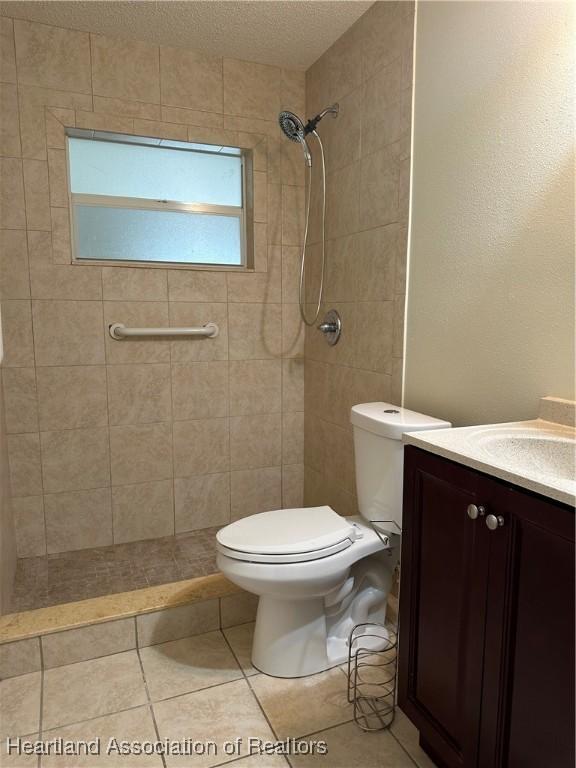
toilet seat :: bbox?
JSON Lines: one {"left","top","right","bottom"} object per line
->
{"left": 216, "top": 506, "right": 359, "bottom": 564}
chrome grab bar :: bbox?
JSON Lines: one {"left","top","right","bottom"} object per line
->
{"left": 109, "top": 322, "right": 219, "bottom": 340}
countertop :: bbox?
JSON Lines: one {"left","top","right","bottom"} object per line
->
{"left": 403, "top": 418, "right": 576, "bottom": 507}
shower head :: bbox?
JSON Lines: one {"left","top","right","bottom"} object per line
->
{"left": 279, "top": 111, "right": 305, "bottom": 142}
{"left": 279, "top": 110, "right": 312, "bottom": 167}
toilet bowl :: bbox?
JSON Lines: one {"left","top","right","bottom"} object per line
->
{"left": 217, "top": 402, "right": 451, "bottom": 678}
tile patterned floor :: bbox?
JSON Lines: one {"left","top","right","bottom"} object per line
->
{"left": 1, "top": 622, "right": 435, "bottom": 768}
{"left": 9, "top": 528, "right": 220, "bottom": 613}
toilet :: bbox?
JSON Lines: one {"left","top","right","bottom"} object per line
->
{"left": 217, "top": 402, "right": 451, "bottom": 678}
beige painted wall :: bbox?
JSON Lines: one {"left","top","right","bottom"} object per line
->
{"left": 404, "top": 1, "right": 575, "bottom": 426}
{"left": 304, "top": 1, "right": 414, "bottom": 514}
{"left": 0, "top": 17, "right": 305, "bottom": 557}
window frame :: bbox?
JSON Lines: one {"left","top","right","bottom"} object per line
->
{"left": 66, "top": 128, "right": 254, "bottom": 271}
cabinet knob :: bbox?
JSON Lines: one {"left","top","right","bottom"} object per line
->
{"left": 486, "top": 514, "right": 505, "bottom": 531}
{"left": 467, "top": 504, "right": 486, "bottom": 520}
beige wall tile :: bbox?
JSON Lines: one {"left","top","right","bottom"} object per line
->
{"left": 362, "top": 58, "right": 403, "bottom": 156}
{"left": 393, "top": 294, "right": 406, "bottom": 358}
{"left": 0, "top": 638, "right": 41, "bottom": 680}
{"left": 230, "top": 466, "right": 281, "bottom": 520}
{"left": 353, "top": 301, "right": 394, "bottom": 373}
{"left": 42, "top": 618, "right": 136, "bottom": 669}
{"left": 37, "top": 366, "right": 107, "bottom": 431}
{"left": 104, "top": 301, "right": 170, "bottom": 364}
{"left": 41, "top": 427, "right": 110, "bottom": 493}
{"left": 47, "top": 148, "right": 67, "bottom": 207}
{"left": 18, "top": 85, "right": 91, "bottom": 161}
{"left": 326, "top": 162, "right": 360, "bottom": 240}
{"left": 161, "top": 106, "right": 223, "bottom": 128}
{"left": 281, "top": 185, "right": 305, "bottom": 245}
{"left": 14, "top": 20, "right": 90, "bottom": 93}
{"left": 227, "top": 248, "right": 281, "bottom": 303}
{"left": 44, "top": 487, "right": 113, "bottom": 553}
{"left": 50, "top": 206, "right": 71, "bottom": 263}
{"left": 282, "top": 303, "right": 304, "bottom": 358}
{"left": 136, "top": 599, "right": 220, "bottom": 646}
{"left": 102, "top": 267, "right": 167, "bottom": 301}
{"left": 33, "top": 300, "right": 105, "bottom": 366}
{"left": 359, "top": 144, "right": 400, "bottom": 229}
{"left": 282, "top": 358, "right": 304, "bottom": 412}
{"left": 2, "top": 368, "right": 38, "bottom": 433}
{"left": 0, "top": 18, "right": 17, "bottom": 84}
{"left": 391, "top": 357, "right": 403, "bottom": 406}
{"left": 0, "top": 82, "right": 21, "bottom": 156}
{"left": 267, "top": 184, "right": 282, "bottom": 245}
{"left": 282, "top": 464, "right": 304, "bottom": 508}
{"left": 174, "top": 472, "right": 230, "bottom": 533}
{"left": 171, "top": 362, "right": 228, "bottom": 420}
{"left": 173, "top": 418, "right": 229, "bottom": 477}
{"left": 229, "top": 359, "right": 281, "bottom": 416}
{"left": 110, "top": 422, "right": 172, "bottom": 486}
{"left": 45, "top": 107, "right": 74, "bottom": 149}
{"left": 91, "top": 33, "right": 160, "bottom": 102}
{"left": 0, "top": 157, "right": 25, "bottom": 228}
{"left": 107, "top": 363, "right": 172, "bottom": 426}
{"left": 160, "top": 46, "right": 222, "bottom": 112}
{"left": 167, "top": 271, "right": 227, "bottom": 302}
{"left": 253, "top": 170, "right": 268, "bottom": 223}
{"left": 169, "top": 302, "right": 228, "bottom": 362}
{"left": 75, "top": 110, "right": 134, "bottom": 134}
{"left": 22, "top": 159, "right": 51, "bottom": 230}
{"left": 223, "top": 59, "right": 280, "bottom": 121}
{"left": 28, "top": 231, "right": 102, "bottom": 301}
{"left": 0, "top": 229, "right": 29, "bottom": 300}
{"left": 253, "top": 222, "right": 268, "bottom": 272}
{"left": 228, "top": 302, "right": 282, "bottom": 360}
{"left": 30, "top": 259, "right": 103, "bottom": 301}
{"left": 230, "top": 413, "right": 281, "bottom": 470}
{"left": 282, "top": 411, "right": 304, "bottom": 464}
{"left": 360, "top": 0, "right": 413, "bottom": 80}
{"left": 133, "top": 118, "right": 187, "bottom": 141}
{"left": 93, "top": 96, "right": 161, "bottom": 120}
{"left": 7, "top": 432, "right": 42, "bottom": 496}
{"left": 11, "top": 495, "right": 45, "bottom": 557}
{"left": 220, "top": 592, "right": 258, "bottom": 628}
{"left": 112, "top": 479, "right": 174, "bottom": 543}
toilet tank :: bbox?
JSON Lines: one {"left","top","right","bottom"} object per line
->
{"left": 351, "top": 402, "right": 451, "bottom": 535}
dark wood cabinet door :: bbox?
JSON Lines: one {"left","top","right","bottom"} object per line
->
{"left": 479, "top": 484, "right": 575, "bottom": 768}
{"left": 399, "top": 447, "right": 492, "bottom": 768}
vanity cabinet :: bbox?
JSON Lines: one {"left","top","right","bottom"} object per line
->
{"left": 398, "top": 446, "right": 575, "bottom": 768}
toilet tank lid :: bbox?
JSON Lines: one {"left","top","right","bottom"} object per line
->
{"left": 351, "top": 402, "right": 451, "bottom": 440}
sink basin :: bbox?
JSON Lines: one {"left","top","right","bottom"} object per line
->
{"left": 476, "top": 431, "right": 575, "bottom": 482}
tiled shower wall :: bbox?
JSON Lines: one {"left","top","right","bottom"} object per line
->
{"left": 0, "top": 17, "right": 306, "bottom": 557}
{"left": 304, "top": 2, "right": 414, "bottom": 514}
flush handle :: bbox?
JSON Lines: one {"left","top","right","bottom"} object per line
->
{"left": 467, "top": 504, "right": 486, "bottom": 520}
{"left": 486, "top": 514, "right": 505, "bottom": 531}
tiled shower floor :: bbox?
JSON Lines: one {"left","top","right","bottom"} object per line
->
{"left": 9, "top": 527, "right": 220, "bottom": 613}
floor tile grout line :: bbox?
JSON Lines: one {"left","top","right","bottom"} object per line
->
{"left": 388, "top": 728, "right": 422, "bottom": 768}
{"left": 135, "top": 644, "right": 167, "bottom": 768}
{"left": 220, "top": 628, "right": 282, "bottom": 745}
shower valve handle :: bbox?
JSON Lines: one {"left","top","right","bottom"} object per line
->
{"left": 318, "top": 321, "right": 338, "bottom": 333}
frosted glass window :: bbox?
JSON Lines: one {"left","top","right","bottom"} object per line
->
{"left": 75, "top": 206, "right": 242, "bottom": 265}
{"left": 67, "top": 130, "right": 249, "bottom": 267}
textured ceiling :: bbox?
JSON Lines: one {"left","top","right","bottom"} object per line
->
{"left": 0, "top": 1, "right": 374, "bottom": 70}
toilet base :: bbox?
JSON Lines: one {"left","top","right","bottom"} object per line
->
{"left": 252, "top": 596, "right": 330, "bottom": 678}
{"left": 251, "top": 552, "right": 394, "bottom": 678}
